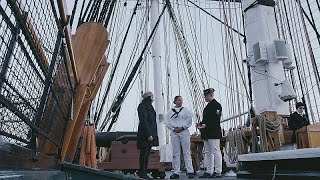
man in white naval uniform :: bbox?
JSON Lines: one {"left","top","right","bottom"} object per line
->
{"left": 165, "top": 96, "right": 194, "bottom": 179}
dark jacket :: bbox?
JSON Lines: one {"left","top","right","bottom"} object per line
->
{"left": 137, "top": 101, "right": 159, "bottom": 149}
{"left": 288, "top": 112, "right": 310, "bottom": 143}
{"left": 200, "top": 99, "right": 222, "bottom": 140}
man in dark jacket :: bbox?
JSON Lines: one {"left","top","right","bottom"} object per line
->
{"left": 288, "top": 102, "right": 310, "bottom": 143}
{"left": 137, "top": 91, "right": 159, "bottom": 179}
{"left": 197, "top": 88, "right": 222, "bottom": 178}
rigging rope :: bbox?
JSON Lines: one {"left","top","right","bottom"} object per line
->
{"left": 79, "top": 0, "right": 93, "bottom": 26}
{"left": 86, "top": 0, "right": 99, "bottom": 22}
{"left": 114, "top": 4, "right": 151, "bottom": 102}
{"left": 187, "top": 0, "right": 244, "bottom": 38}
{"left": 77, "top": 0, "right": 87, "bottom": 27}
{"left": 282, "top": 0, "right": 315, "bottom": 122}
{"left": 168, "top": 2, "right": 205, "bottom": 122}
{"left": 104, "top": 0, "right": 117, "bottom": 28}
{"left": 94, "top": 0, "right": 141, "bottom": 125}
{"left": 93, "top": 2, "right": 123, "bottom": 121}
{"left": 99, "top": 2, "right": 168, "bottom": 131}
{"left": 97, "top": 5, "right": 145, "bottom": 128}
{"left": 98, "top": 1, "right": 110, "bottom": 24}
{"left": 294, "top": 0, "right": 320, "bottom": 44}
{"left": 184, "top": 0, "right": 209, "bottom": 88}
{"left": 292, "top": 0, "right": 320, "bottom": 122}
{"left": 70, "top": 0, "right": 79, "bottom": 27}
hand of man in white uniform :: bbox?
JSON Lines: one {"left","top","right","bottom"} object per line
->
{"left": 173, "top": 127, "right": 184, "bottom": 133}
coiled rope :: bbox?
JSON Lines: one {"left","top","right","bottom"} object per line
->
{"left": 256, "top": 114, "right": 281, "bottom": 152}
{"left": 225, "top": 127, "right": 250, "bottom": 164}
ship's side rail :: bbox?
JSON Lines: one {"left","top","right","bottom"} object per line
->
{"left": 0, "top": 0, "right": 76, "bottom": 155}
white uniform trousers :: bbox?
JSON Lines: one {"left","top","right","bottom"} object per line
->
{"left": 171, "top": 129, "right": 194, "bottom": 174}
{"left": 203, "top": 139, "right": 222, "bottom": 174}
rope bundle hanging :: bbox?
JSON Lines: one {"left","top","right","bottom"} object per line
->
{"left": 225, "top": 127, "right": 250, "bottom": 164}
{"left": 255, "top": 115, "right": 281, "bottom": 152}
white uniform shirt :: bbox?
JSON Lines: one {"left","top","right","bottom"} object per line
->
{"left": 165, "top": 107, "right": 193, "bottom": 130}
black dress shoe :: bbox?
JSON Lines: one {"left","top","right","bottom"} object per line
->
{"left": 199, "top": 172, "right": 212, "bottom": 178}
{"left": 139, "top": 175, "right": 153, "bottom": 180}
{"left": 170, "top": 173, "right": 180, "bottom": 179}
{"left": 213, "top": 173, "right": 222, "bottom": 178}
{"left": 187, "top": 173, "right": 194, "bottom": 179}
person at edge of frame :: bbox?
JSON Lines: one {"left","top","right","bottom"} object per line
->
{"left": 288, "top": 102, "right": 310, "bottom": 147}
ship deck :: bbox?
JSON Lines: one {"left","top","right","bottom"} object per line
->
{"left": 161, "top": 170, "right": 242, "bottom": 180}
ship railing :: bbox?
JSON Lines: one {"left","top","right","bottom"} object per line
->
{"left": 220, "top": 111, "right": 249, "bottom": 133}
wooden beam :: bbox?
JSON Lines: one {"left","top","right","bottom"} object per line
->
{"left": 64, "top": 58, "right": 110, "bottom": 162}
{"left": 65, "top": 101, "right": 90, "bottom": 160}
{"left": 57, "top": 0, "right": 79, "bottom": 83}
{"left": 90, "top": 127, "right": 98, "bottom": 168}
{"left": 85, "top": 126, "right": 92, "bottom": 167}
{"left": 79, "top": 126, "right": 88, "bottom": 166}
{"left": 15, "top": 0, "right": 49, "bottom": 71}
{"left": 61, "top": 22, "right": 109, "bottom": 162}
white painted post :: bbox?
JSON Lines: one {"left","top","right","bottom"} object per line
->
{"left": 144, "top": 0, "right": 150, "bottom": 92}
{"left": 150, "top": 0, "right": 166, "bottom": 160}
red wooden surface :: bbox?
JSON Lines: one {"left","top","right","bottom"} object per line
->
{"left": 98, "top": 141, "right": 172, "bottom": 171}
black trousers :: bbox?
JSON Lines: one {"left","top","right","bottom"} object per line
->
{"left": 139, "top": 146, "right": 151, "bottom": 177}
{"left": 292, "top": 130, "right": 297, "bottom": 143}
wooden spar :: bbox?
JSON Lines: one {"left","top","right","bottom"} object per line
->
{"left": 25, "top": 18, "right": 49, "bottom": 71}
{"left": 65, "top": 58, "right": 110, "bottom": 162}
{"left": 79, "top": 126, "right": 88, "bottom": 166}
{"left": 57, "top": 0, "right": 79, "bottom": 83}
{"left": 15, "top": 0, "right": 49, "bottom": 72}
{"left": 66, "top": 101, "right": 91, "bottom": 157}
{"left": 86, "top": 126, "right": 92, "bottom": 155}
{"left": 85, "top": 59, "right": 110, "bottom": 104}
{"left": 76, "top": 125, "right": 98, "bottom": 168}
{"left": 85, "top": 126, "right": 92, "bottom": 167}
{"left": 61, "top": 22, "right": 109, "bottom": 162}
{"left": 90, "top": 128, "right": 97, "bottom": 168}
{"left": 62, "top": 84, "right": 87, "bottom": 161}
